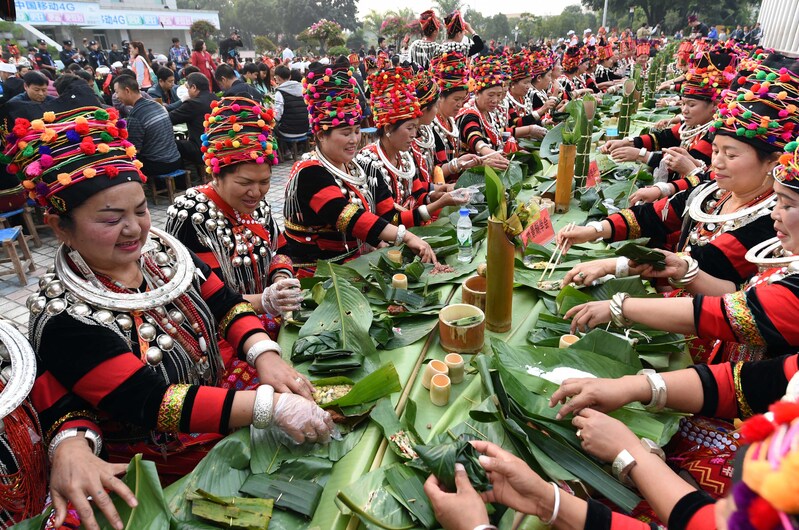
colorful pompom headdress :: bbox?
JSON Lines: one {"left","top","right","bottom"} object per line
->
{"left": 528, "top": 48, "right": 553, "bottom": 78}
{"left": 508, "top": 52, "right": 531, "bottom": 82}
{"left": 202, "top": 96, "right": 278, "bottom": 176}
{"left": 680, "top": 50, "right": 738, "bottom": 102}
{"left": 431, "top": 51, "right": 470, "bottom": 94}
{"left": 419, "top": 9, "right": 440, "bottom": 37}
{"left": 470, "top": 55, "right": 508, "bottom": 92}
{"left": 2, "top": 106, "right": 143, "bottom": 213}
{"left": 712, "top": 54, "right": 799, "bottom": 154}
{"left": 369, "top": 67, "right": 422, "bottom": 129}
{"left": 303, "top": 64, "right": 362, "bottom": 134}
{"left": 562, "top": 46, "right": 582, "bottom": 72}
{"left": 414, "top": 69, "right": 439, "bottom": 108}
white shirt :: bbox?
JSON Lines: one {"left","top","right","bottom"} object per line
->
{"left": 282, "top": 47, "right": 294, "bottom": 61}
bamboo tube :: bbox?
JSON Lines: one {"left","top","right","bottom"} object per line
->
{"left": 555, "top": 143, "right": 577, "bottom": 213}
{"left": 485, "top": 219, "right": 515, "bottom": 332}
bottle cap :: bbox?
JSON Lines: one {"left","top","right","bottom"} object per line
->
{"left": 459, "top": 207, "right": 470, "bottom": 215}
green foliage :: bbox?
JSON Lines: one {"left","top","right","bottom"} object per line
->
{"left": 328, "top": 45, "right": 350, "bottom": 56}
{"left": 253, "top": 35, "right": 276, "bottom": 54}
{"left": 579, "top": 0, "right": 759, "bottom": 32}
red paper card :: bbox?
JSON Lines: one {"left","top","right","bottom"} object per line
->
{"left": 586, "top": 160, "right": 601, "bottom": 188}
{"left": 521, "top": 208, "right": 556, "bottom": 247}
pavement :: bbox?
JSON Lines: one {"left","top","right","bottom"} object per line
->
{"left": 0, "top": 159, "right": 294, "bottom": 335}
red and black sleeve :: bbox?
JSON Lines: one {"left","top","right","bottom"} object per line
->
{"left": 458, "top": 113, "right": 488, "bottom": 153}
{"left": 633, "top": 123, "right": 681, "bottom": 152}
{"left": 605, "top": 191, "right": 686, "bottom": 245}
{"left": 583, "top": 499, "right": 659, "bottom": 529}
{"left": 582, "top": 492, "right": 715, "bottom": 530}
{"left": 360, "top": 158, "right": 427, "bottom": 227}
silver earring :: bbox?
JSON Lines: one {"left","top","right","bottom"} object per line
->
{"left": 386, "top": 132, "right": 391, "bottom": 138}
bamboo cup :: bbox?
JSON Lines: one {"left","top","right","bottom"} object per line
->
{"left": 387, "top": 249, "right": 403, "bottom": 265}
{"left": 444, "top": 353, "right": 465, "bottom": 384}
{"left": 430, "top": 373, "right": 451, "bottom": 406}
{"left": 392, "top": 273, "right": 408, "bottom": 290}
{"left": 422, "top": 359, "right": 449, "bottom": 390}
{"left": 559, "top": 334, "right": 580, "bottom": 349}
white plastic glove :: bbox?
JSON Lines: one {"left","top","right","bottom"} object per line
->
{"left": 261, "top": 278, "right": 303, "bottom": 316}
{"left": 272, "top": 393, "right": 336, "bottom": 444}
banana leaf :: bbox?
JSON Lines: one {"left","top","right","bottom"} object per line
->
{"left": 308, "top": 353, "right": 364, "bottom": 374}
{"left": 485, "top": 165, "right": 506, "bottom": 220}
{"left": 385, "top": 464, "right": 436, "bottom": 529}
{"left": 539, "top": 122, "right": 565, "bottom": 163}
{"left": 336, "top": 467, "right": 417, "bottom": 530}
{"left": 290, "top": 331, "right": 343, "bottom": 362}
{"left": 455, "top": 165, "right": 487, "bottom": 188}
{"left": 188, "top": 489, "right": 273, "bottom": 529}
{"left": 615, "top": 242, "right": 667, "bottom": 270}
{"left": 239, "top": 474, "right": 323, "bottom": 518}
{"left": 371, "top": 398, "right": 424, "bottom": 460}
{"left": 298, "top": 269, "right": 376, "bottom": 358}
{"left": 407, "top": 436, "right": 490, "bottom": 492}
{"left": 319, "top": 362, "right": 402, "bottom": 409}
{"left": 370, "top": 314, "right": 438, "bottom": 350}
{"left": 555, "top": 284, "right": 594, "bottom": 314}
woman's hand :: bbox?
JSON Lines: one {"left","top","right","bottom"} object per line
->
{"left": 599, "top": 139, "right": 630, "bottom": 154}
{"left": 555, "top": 224, "right": 600, "bottom": 253}
{"left": 271, "top": 393, "right": 335, "bottom": 444}
{"left": 563, "top": 258, "right": 617, "bottom": 286}
{"left": 50, "top": 437, "right": 137, "bottom": 530}
{"left": 549, "top": 375, "right": 650, "bottom": 419}
{"left": 565, "top": 300, "right": 612, "bottom": 333}
{"left": 471, "top": 440, "right": 550, "bottom": 516}
{"left": 480, "top": 151, "right": 510, "bottom": 170}
{"left": 662, "top": 147, "right": 700, "bottom": 176}
{"left": 423, "top": 464, "right": 489, "bottom": 530}
{"left": 628, "top": 185, "right": 665, "bottom": 205}
{"left": 261, "top": 278, "right": 303, "bottom": 316}
{"left": 572, "top": 408, "right": 643, "bottom": 463}
{"left": 456, "top": 153, "right": 480, "bottom": 171}
{"left": 635, "top": 249, "right": 688, "bottom": 280}
{"left": 405, "top": 233, "right": 437, "bottom": 264}
{"left": 255, "top": 351, "right": 314, "bottom": 399}
{"left": 609, "top": 146, "right": 643, "bottom": 163}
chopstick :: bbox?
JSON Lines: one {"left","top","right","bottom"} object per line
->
{"left": 539, "top": 222, "right": 575, "bottom": 280}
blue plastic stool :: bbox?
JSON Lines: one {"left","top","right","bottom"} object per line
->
{"left": 148, "top": 169, "right": 191, "bottom": 205}
{"left": 0, "top": 226, "right": 35, "bottom": 285}
{"left": 0, "top": 205, "right": 41, "bottom": 247}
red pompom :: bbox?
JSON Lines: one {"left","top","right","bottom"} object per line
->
{"left": 740, "top": 414, "right": 776, "bottom": 443}
{"left": 75, "top": 122, "right": 90, "bottom": 135}
{"left": 119, "top": 129, "right": 128, "bottom": 139}
{"left": 769, "top": 401, "right": 799, "bottom": 425}
{"left": 80, "top": 140, "right": 96, "bottom": 155}
{"left": 749, "top": 497, "right": 780, "bottom": 530}
{"left": 106, "top": 108, "right": 120, "bottom": 121}
{"left": 106, "top": 126, "right": 119, "bottom": 138}
{"left": 105, "top": 166, "right": 119, "bottom": 177}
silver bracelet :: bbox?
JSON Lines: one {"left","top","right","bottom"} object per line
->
{"left": 609, "top": 292, "right": 633, "bottom": 328}
{"left": 685, "top": 165, "right": 704, "bottom": 179}
{"left": 48, "top": 427, "right": 103, "bottom": 463}
{"left": 246, "top": 339, "right": 282, "bottom": 367}
{"left": 473, "top": 526, "right": 498, "bottom": 530}
{"left": 585, "top": 221, "right": 605, "bottom": 241}
{"left": 638, "top": 147, "right": 647, "bottom": 161}
{"left": 542, "top": 482, "right": 561, "bottom": 525}
{"left": 252, "top": 384, "right": 275, "bottom": 429}
{"left": 418, "top": 205, "right": 431, "bottom": 221}
{"left": 638, "top": 369, "right": 667, "bottom": 411}
{"left": 615, "top": 256, "right": 630, "bottom": 278}
{"left": 395, "top": 224, "right": 406, "bottom": 246}
{"left": 668, "top": 254, "right": 699, "bottom": 288}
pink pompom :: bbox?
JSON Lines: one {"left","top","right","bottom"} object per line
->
{"left": 325, "top": 68, "right": 333, "bottom": 75}
{"left": 40, "top": 154, "right": 54, "bottom": 169}
{"left": 256, "top": 156, "right": 265, "bottom": 164}
{"left": 258, "top": 134, "right": 266, "bottom": 142}
{"left": 307, "top": 72, "right": 315, "bottom": 79}
{"left": 231, "top": 104, "right": 241, "bottom": 112}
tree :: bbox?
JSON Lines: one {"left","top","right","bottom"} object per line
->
{"left": 484, "top": 13, "right": 512, "bottom": 43}
{"left": 580, "top": 0, "right": 759, "bottom": 32}
{"left": 346, "top": 28, "right": 367, "bottom": 50}
{"left": 433, "top": 0, "right": 464, "bottom": 17}
{"left": 302, "top": 19, "right": 344, "bottom": 54}
{"left": 253, "top": 35, "right": 276, "bottom": 54}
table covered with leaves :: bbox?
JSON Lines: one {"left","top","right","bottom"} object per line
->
{"left": 14, "top": 101, "right": 693, "bottom": 530}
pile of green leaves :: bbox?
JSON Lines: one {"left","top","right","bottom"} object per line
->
{"left": 291, "top": 331, "right": 363, "bottom": 375}
{"left": 407, "top": 435, "right": 490, "bottom": 492}
{"left": 615, "top": 242, "right": 667, "bottom": 270}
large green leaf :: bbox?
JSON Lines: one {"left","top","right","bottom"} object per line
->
{"left": 299, "top": 270, "right": 376, "bottom": 357}
{"left": 408, "top": 437, "right": 490, "bottom": 492}
{"left": 371, "top": 315, "right": 438, "bottom": 350}
{"left": 484, "top": 166, "right": 506, "bottom": 220}
{"left": 321, "top": 362, "right": 401, "bottom": 409}
{"left": 385, "top": 464, "right": 436, "bottom": 528}
{"left": 336, "top": 467, "right": 417, "bottom": 530}
{"left": 539, "top": 122, "right": 565, "bottom": 163}
{"left": 239, "top": 474, "right": 323, "bottom": 517}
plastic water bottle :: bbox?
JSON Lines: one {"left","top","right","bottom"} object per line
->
{"left": 457, "top": 207, "right": 473, "bottom": 262}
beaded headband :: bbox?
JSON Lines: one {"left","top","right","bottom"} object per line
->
{"left": 470, "top": 55, "right": 508, "bottom": 92}
{"left": 414, "top": 69, "right": 439, "bottom": 108}
{"left": 2, "top": 107, "right": 143, "bottom": 213}
{"left": 369, "top": 67, "right": 422, "bottom": 129}
{"left": 562, "top": 46, "right": 582, "bottom": 72}
{"left": 201, "top": 96, "right": 278, "bottom": 176}
{"left": 529, "top": 49, "right": 553, "bottom": 78}
{"left": 712, "top": 55, "right": 799, "bottom": 153}
{"left": 431, "top": 51, "right": 470, "bottom": 94}
{"left": 303, "top": 64, "right": 362, "bottom": 134}
{"left": 774, "top": 141, "right": 799, "bottom": 190}
{"left": 597, "top": 43, "right": 614, "bottom": 61}
{"left": 508, "top": 52, "right": 531, "bottom": 82}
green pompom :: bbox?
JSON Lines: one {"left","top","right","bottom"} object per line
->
{"left": 736, "top": 127, "right": 746, "bottom": 136}
{"left": 756, "top": 70, "right": 767, "bottom": 80}
{"left": 22, "top": 146, "right": 34, "bottom": 158}
{"left": 100, "top": 132, "right": 114, "bottom": 142}
{"left": 745, "top": 129, "right": 757, "bottom": 138}
{"left": 742, "top": 110, "right": 753, "bottom": 119}
{"left": 227, "top": 130, "right": 235, "bottom": 138}
{"left": 766, "top": 72, "right": 778, "bottom": 81}
{"left": 786, "top": 141, "right": 799, "bottom": 152}
{"left": 714, "top": 120, "right": 723, "bottom": 128}
{"left": 94, "top": 109, "right": 109, "bottom": 120}
{"left": 757, "top": 126, "right": 767, "bottom": 134}
{"left": 737, "top": 94, "right": 745, "bottom": 101}
{"left": 326, "top": 96, "right": 332, "bottom": 102}
{"left": 769, "top": 121, "right": 779, "bottom": 128}
{"left": 0, "top": 154, "right": 10, "bottom": 164}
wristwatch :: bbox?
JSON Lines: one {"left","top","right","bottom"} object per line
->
{"left": 640, "top": 438, "right": 666, "bottom": 461}
{"left": 612, "top": 449, "right": 637, "bottom": 486}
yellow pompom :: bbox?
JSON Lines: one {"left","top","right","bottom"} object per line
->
{"left": 83, "top": 168, "right": 97, "bottom": 179}
{"left": 250, "top": 151, "right": 258, "bottom": 159}
{"left": 57, "top": 173, "right": 72, "bottom": 186}
{"left": 232, "top": 123, "right": 242, "bottom": 132}
{"left": 133, "top": 160, "right": 143, "bottom": 169}
{"left": 40, "top": 128, "right": 57, "bottom": 142}
{"left": 125, "top": 146, "right": 137, "bottom": 157}
{"left": 232, "top": 140, "right": 241, "bottom": 148}
{"left": 97, "top": 143, "right": 110, "bottom": 154}
{"left": 30, "top": 119, "right": 45, "bottom": 131}
{"left": 75, "top": 116, "right": 88, "bottom": 126}
{"left": 18, "top": 141, "right": 27, "bottom": 150}
{"left": 22, "top": 180, "right": 34, "bottom": 190}
{"left": 42, "top": 111, "right": 56, "bottom": 123}
{"left": 257, "top": 120, "right": 265, "bottom": 127}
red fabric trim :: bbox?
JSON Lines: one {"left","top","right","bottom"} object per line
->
{"left": 30, "top": 371, "right": 68, "bottom": 412}
{"left": 785, "top": 354, "right": 799, "bottom": 381}
{"left": 609, "top": 512, "right": 652, "bottom": 529}
{"left": 607, "top": 213, "right": 628, "bottom": 241}
{"left": 196, "top": 251, "right": 221, "bottom": 269}
{"left": 697, "top": 296, "right": 728, "bottom": 340}
{"left": 73, "top": 354, "right": 144, "bottom": 406}
{"left": 225, "top": 314, "right": 262, "bottom": 350}
{"left": 639, "top": 134, "right": 655, "bottom": 151}
{"left": 376, "top": 196, "right": 394, "bottom": 217}
{"left": 309, "top": 185, "right": 343, "bottom": 214}
{"left": 756, "top": 283, "right": 799, "bottom": 344}
{"left": 685, "top": 504, "right": 717, "bottom": 530}
{"left": 200, "top": 272, "right": 225, "bottom": 299}
{"left": 710, "top": 234, "right": 754, "bottom": 280}
{"left": 353, "top": 211, "right": 380, "bottom": 240}
{"left": 188, "top": 386, "right": 229, "bottom": 433}
{"left": 60, "top": 419, "right": 102, "bottom": 435}
{"left": 400, "top": 209, "right": 415, "bottom": 227}
{"left": 709, "top": 363, "right": 737, "bottom": 418}
{"left": 691, "top": 137, "right": 713, "bottom": 160}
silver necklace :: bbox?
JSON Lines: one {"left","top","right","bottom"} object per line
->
{"left": 745, "top": 237, "right": 799, "bottom": 272}
{"left": 376, "top": 141, "right": 416, "bottom": 180}
{"left": 415, "top": 125, "right": 435, "bottom": 150}
{"left": 54, "top": 227, "right": 195, "bottom": 312}
{"left": 314, "top": 147, "right": 367, "bottom": 187}
{"left": 433, "top": 115, "right": 458, "bottom": 138}
{"left": 678, "top": 120, "right": 712, "bottom": 147}
{"left": 688, "top": 182, "right": 775, "bottom": 225}
{"left": 0, "top": 321, "right": 36, "bottom": 422}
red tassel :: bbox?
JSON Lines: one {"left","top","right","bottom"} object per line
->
{"left": 740, "top": 414, "right": 776, "bottom": 443}
{"left": 749, "top": 497, "right": 780, "bottom": 530}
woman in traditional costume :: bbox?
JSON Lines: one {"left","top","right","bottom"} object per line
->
{"left": 9, "top": 108, "right": 333, "bottom": 529}
{"left": 283, "top": 63, "right": 436, "bottom": 275}
{"left": 426, "top": 360, "right": 799, "bottom": 530}
{"left": 357, "top": 67, "right": 468, "bottom": 228}
{"left": 457, "top": 55, "right": 510, "bottom": 170}
{"left": 526, "top": 49, "right": 558, "bottom": 124}
{"left": 439, "top": 11, "right": 483, "bottom": 59}
{"left": 408, "top": 10, "right": 441, "bottom": 70}
{"left": 558, "top": 46, "right": 593, "bottom": 101}
{"left": 501, "top": 51, "right": 547, "bottom": 142}
{"left": 166, "top": 96, "right": 310, "bottom": 396}
{"left": 0, "top": 320, "right": 47, "bottom": 529}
